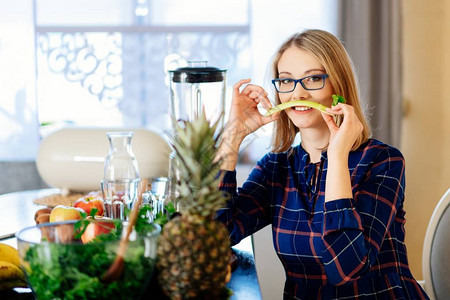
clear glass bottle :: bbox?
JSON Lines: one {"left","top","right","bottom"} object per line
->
{"left": 102, "top": 131, "right": 140, "bottom": 219}
{"left": 103, "top": 131, "right": 140, "bottom": 181}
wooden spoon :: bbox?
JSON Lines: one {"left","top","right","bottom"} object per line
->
{"left": 101, "top": 191, "right": 144, "bottom": 283}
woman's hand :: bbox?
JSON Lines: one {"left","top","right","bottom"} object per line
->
{"left": 321, "top": 103, "right": 363, "bottom": 202}
{"left": 227, "top": 79, "right": 277, "bottom": 140}
{"left": 321, "top": 103, "right": 363, "bottom": 159}
{"left": 217, "top": 79, "right": 277, "bottom": 170}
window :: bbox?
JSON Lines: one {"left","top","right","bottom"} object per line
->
{"left": 0, "top": 0, "right": 336, "bottom": 161}
{"left": 35, "top": 0, "right": 251, "bottom": 134}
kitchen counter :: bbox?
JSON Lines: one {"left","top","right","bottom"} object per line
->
{"left": 141, "top": 240, "right": 261, "bottom": 299}
{"left": 0, "top": 189, "right": 262, "bottom": 299}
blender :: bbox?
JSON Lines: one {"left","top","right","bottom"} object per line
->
{"left": 169, "top": 61, "right": 226, "bottom": 128}
{"left": 168, "top": 61, "right": 227, "bottom": 211}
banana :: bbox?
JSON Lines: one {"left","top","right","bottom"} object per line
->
{"left": 0, "top": 261, "right": 25, "bottom": 282}
{"left": 0, "top": 279, "right": 28, "bottom": 290}
{"left": 0, "top": 243, "right": 20, "bottom": 267}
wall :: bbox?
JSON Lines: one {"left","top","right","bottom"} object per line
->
{"left": 444, "top": 0, "right": 450, "bottom": 192}
{"left": 401, "top": 0, "right": 450, "bottom": 279}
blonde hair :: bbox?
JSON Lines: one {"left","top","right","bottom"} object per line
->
{"left": 271, "top": 29, "right": 371, "bottom": 152}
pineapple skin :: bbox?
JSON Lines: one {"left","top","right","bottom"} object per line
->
{"left": 157, "top": 214, "right": 231, "bottom": 299}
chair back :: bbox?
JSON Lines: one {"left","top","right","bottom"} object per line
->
{"left": 0, "top": 161, "right": 48, "bottom": 195}
{"left": 422, "top": 188, "right": 450, "bottom": 300}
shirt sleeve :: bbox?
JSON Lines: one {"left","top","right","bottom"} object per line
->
{"left": 321, "top": 147, "right": 406, "bottom": 285}
{"left": 215, "top": 155, "right": 272, "bottom": 245}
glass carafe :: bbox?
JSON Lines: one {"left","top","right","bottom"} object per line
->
{"left": 103, "top": 131, "right": 140, "bottom": 181}
{"left": 102, "top": 131, "right": 140, "bottom": 219}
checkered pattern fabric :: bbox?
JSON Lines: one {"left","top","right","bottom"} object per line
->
{"left": 217, "top": 139, "right": 428, "bottom": 299}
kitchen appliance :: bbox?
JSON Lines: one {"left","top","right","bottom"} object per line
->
{"left": 36, "top": 128, "right": 171, "bottom": 192}
{"left": 169, "top": 61, "right": 226, "bottom": 127}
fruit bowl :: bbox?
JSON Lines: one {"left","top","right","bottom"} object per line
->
{"left": 15, "top": 219, "right": 161, "bottom": 300}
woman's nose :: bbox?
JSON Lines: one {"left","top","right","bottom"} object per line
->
{"left": 291, "top": 82, "right": 309, "bottom": 100}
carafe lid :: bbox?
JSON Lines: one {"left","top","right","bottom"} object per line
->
{"left": 170, "top": 61, "right": 226, "bottom": 83}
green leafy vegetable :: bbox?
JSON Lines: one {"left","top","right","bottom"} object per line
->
{"left": 153, "top": 202, "right": 176, "bottom": 228}
{"left": 24, "top": 233, "right": 155, "bottom": 299}
{"left": 23, "top": 205, "right": 161, "bottom": 300}
{"left": 332, "top": 94, "right": 346, "bottom": 106}
{"left": 73, "top": 208, "right": 98, "bottom": 239}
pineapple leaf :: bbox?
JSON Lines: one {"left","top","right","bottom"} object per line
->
{"left": 170, "top": 111, "right": 227, "bottom": 217}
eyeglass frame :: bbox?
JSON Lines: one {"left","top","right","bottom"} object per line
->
{"left": 271, "top": 74, "right": 329, "bottom": 93}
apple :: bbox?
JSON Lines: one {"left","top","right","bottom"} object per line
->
{"left": 73, "top": 193, "right": 105, "bottom": 216}
{"left": 49, "top": 205, "right": 85, "bottom": 223}
{"left": 81, "top": 218, "right": 116, "bottom": 244}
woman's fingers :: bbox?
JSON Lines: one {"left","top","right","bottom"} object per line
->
{"left": 231, "top": 80, "right": 277, "bottom": 128}
{"left": 248, "top": 91, "right": 261, "bottom": 100}
{"left": 233, "top": 79, "right": 251, "bottom": 98}
{"left": 259, "top": 94, "right": 273, "bottom": 109}
{"left": 335, "top": 103, "right": 352, "bottom": 114}
{"left": 327, "top": 103, "right": 343, "bottom": 114}
{"left": 241, "top": 83, "right": 268, "bottom": 97}
{"left": 336, "top": 104, "right": 362, "bottom": 130}
{"left": 247, "top": 91, "right": 273, "bottom": 109}
{"left": 262, "top": 113, "right": 279, "bottom": 125}
{"left": 322, "top": 112, "right": 339, "bottom": 132}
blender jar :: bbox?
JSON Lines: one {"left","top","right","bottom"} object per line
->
{"left": 169, "top": 61, "right": 226, "bottom": 128}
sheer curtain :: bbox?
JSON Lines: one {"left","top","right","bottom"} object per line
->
{"left": 0, "top": 0, "right": 40, "bottom": 160}
{"left": 337, "top": 0, "right": 402, "bottom": 147}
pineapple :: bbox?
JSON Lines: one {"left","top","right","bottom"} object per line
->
{"left": 157, "top": 112, "right": 232, "bottom": 299}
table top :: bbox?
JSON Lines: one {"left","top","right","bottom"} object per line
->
{"left": 0, "top": 189, "right": 262, "bottom": 300}
{"left": 0, "top": 188, "right": 60, "bottom": 245}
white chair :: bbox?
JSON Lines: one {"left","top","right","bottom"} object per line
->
{"left": 422, "top": 188, "right": 450, "bottom": 300}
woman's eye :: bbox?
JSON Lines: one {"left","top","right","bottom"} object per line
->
{"left": 309, "top": 76, "right": 322, "bottom": 82}
{"left": 280, "top": 79, "right": 293, "bottom": 84}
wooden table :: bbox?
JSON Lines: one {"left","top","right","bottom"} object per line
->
{"left": 0, "top": 189, "right": 262, "bottom": 300}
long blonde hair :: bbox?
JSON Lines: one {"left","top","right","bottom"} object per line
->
{"left": 271, "top": 29, "right": 371, "bottom": 152}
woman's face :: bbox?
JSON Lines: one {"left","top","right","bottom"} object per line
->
{"left": 276, "top": 46, "right": 334, "bottom": 129}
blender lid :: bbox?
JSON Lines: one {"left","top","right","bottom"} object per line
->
{"left": 170, "top": 63, "right": 226, "bottom": 83}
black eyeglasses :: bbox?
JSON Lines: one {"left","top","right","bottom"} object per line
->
{"left": 272, "top": 74, "right": 329, "bottom": 93}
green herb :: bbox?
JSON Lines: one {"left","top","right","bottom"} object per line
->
{"left": 153, "top": 202, "right": 176, "bottom": 227}
{"left": 73, "top": 208, "right": 98, "bottom": 239}
{"left": 134, "top": 205, "right": 154, "bottom": 234}
{"left": 332, "top": 94, "right": 346, "bottom": 106}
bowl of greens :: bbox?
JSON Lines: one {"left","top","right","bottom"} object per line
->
{"left": 16, "top": 218, "right": 161, "bottom": 300}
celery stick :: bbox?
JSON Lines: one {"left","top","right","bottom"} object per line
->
{"left": 265, "top": 100, "right": 330, "bottom": 116}
{"left": 265, "top": 94, "right": 346, "bottom": 117}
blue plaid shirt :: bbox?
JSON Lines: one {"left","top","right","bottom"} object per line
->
{"left": 217, "top": 139, "right": 428, "bottom": 299}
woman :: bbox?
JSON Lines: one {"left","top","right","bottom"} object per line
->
{"left": 216, "top": 29, "right": 428, "bottom": 299}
